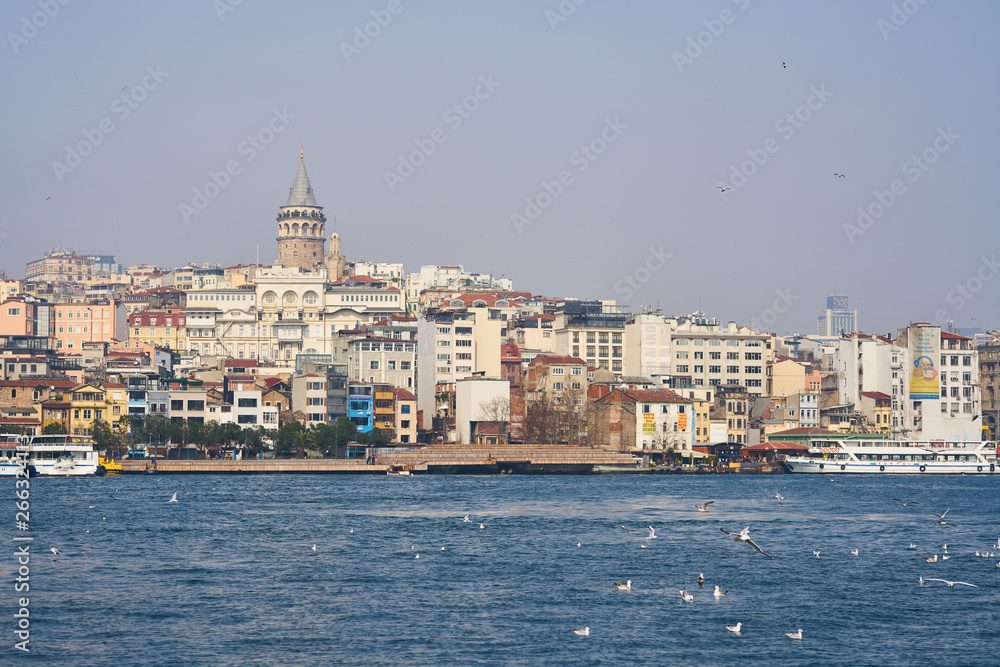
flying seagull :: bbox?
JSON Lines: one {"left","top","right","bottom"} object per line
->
{"left": 774, "top": 492, "right": 784, "bottom": 506}
{"left": 813, "top": 550, "right": 821, "bottom": 559}
{"left": 717, "top": 186, "right": 732, "bottom": 192}
{"left": 721, "top": 527, "right": 774, "bottom": 558}
{"left": 931, "top": 508, "right": 950, "bottom": 520}
{"left": 714, "top": 585, "right": 728, "bottom": 597}
{"left": 646, "top": 525, "right": 657, "bottom": 540}
{"left": 785, "top": 629, "right": 803, "bottom": 640}
{"left": 571, "top": 627, "right": 590, "bottom": 636}
{"left": 893, "top": 498, "right": 920, "bottom": 507}
{"left": 696, "top": 501, "right": 715, "bottom": 512}
{"left": 823, "top": 475, "right": 844, "bottom": 484}
{"left": 614, "top": 580, "right": 632, "bottom": 591}
{"left": 782, "top": 61, "right": 786, "bottom": 68}
{"left": 168, "top": 492, "right": 178, "bottom": 503}
{"left": 50, "top": 547, "right": 60, "bottom": 555}
{"left": 834, "top": 173, "right": 845, "bottom": 178}
{"left": 923, "top": 578, "right": 978, "bottom": 589}
{"left": 726, "top": 622, "right": 742, "bottom": 634}
{"left": 462, "top": 515, "right": 471, "bottom": 523}
{"left": 618, "top": 525, "right": 632, "bottom": 538}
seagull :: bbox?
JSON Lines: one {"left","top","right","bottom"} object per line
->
{"left": 908, "top": 544, "right": 917, "bottom": 549}
{"left": 714, "top": 585, "right": 727, "bottom": 597}
{"left": 834, "top": 173, "right": 845, "bottom": 178}
{"left": 614, "top": 580, "right": 632, "bottom": 591}
{"left": 823, "top": 475, "right": 844, "bottom": 484}
{"left": 415, "top": 554, "right": 420, "bottom": 559}
{"left": 168, "top": 492, "right": 178, "bottom": 503}
{"left": 440, "top": 546, "right": 445, "bottom": 550}
{"left": 931, "top": 508, "right": 950, "bottom": 520}
{"left": 717, "top": 186, "right": 732, "bottom": 192}
{"left": 782, "top": 61, "right": 786, "bottom": 68}
{"left": 696, "top": 501, "right": 715, "bottom": 512}
{"left": 941, "top": 555, "right": 950, "bottom": 560}
{"left": 463, "top": 515, "right": 471, "bottom": 523}
{"left": 774, "top": 492, "right": 784, "bottom": 506}
{"left": 919, "top": 577, "right": 926, "bottom": 584}
{"left": 89, "top": 506, "right": 95, "bottom": 509}
{"left": 941, "top": 544, "right": 948, "bottom": 551}
{"left": 50, "top": 547, "right": 60, "bottom": 555}
{"left": 646, "top": 526, "right": 657, "bottom": 540}
{"left": 311, "top": 544, "right": 316, "bottom": 551}
{"left": 479, "top": 523, "right": 485, "bottom": 529}
{"left": 640, "top": 544, "right": 647, "bottom": 549}
{"left": 619, "top": 525, "right": 632, "bottom": 538}
{"left": 410, "top": 545, "right": 415, "bottom": 550}
{"left": 923, "top": 555, "right": 938, "bottom": 562}
{"left": 813, "top": 550, "right": 821, "bottom": 558}
{"left": 726, "top": 622, "right": 742, "bottom": 634}
{"left": 349, "top": 528, "right": 354, "bottom": 534}
{"left": 571, "top": 627, "right": 590, "bottom": 636}
{"left": 892, "top": 498, "right": 920, "bottom": 507}
{"left": 850, "top": 549, "right": 859, "bottom": 556}
{"left": 923, "top": 579, "right": 977, "bottom": 589}
{"left": 680, "top": 588, "right": 694, "bottom": 602}
{"left": 577, "top": 542, "right": 581, "bottom": 548}
{"left": 721, "top": 527, "right": 774, "bottom": 558}
{"left": 785, "top": 629, "right": 803, "bottom": 640}
{"left": 697, "top": 573, "right": 705, "bottom": 585}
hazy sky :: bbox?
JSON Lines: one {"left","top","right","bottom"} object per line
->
{"left": 2, "top": 1, "right": 998, "bottom": 336}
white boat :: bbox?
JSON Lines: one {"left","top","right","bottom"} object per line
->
{"left": 386, "top": 464, "right": 412, "bottom": 476}
{"left": 0, "top": 434, "right": 104, "bottom": 477}
{"left": 784, "top": 438, "right": 999, "bottom": 474}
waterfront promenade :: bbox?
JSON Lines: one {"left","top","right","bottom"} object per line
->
{"left": 120, "top": 443, "right": 639, "bottom": 474}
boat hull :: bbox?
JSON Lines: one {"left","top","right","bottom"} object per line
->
{"left": 785, "top": 458, "right": 998, "bottom": 474}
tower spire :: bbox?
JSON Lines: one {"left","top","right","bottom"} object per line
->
{"left": 300, "top": 142, "right": 303, "bottom": 160}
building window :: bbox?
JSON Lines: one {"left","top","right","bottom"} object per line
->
{"left": 552, "top": 368, "right": 564, "bottom": 375}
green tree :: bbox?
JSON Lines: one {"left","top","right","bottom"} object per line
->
{"left": 43, "top": 422, "right": 67, "bottom": 435}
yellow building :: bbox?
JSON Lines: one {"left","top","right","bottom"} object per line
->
{"left": 127, "top": 309, "right": 188, "bottom": 352}
{"left": 67, "top": 382, "right": 127, "bottom": 436}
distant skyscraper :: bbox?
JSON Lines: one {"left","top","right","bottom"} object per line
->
{"left": 818, "top": 295, "right": 857, "bottom": 336}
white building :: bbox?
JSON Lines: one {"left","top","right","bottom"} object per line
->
{"left": 455, "top": 377, "right": 510, "bottom": 444}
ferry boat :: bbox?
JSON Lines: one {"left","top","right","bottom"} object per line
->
{"left": 784, "top": 438, "right": 999, "bottom": 474}
{"left": 0, "top": 434, "right": 105, "bottom": 477}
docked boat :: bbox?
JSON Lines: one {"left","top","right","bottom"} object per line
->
{"left": 99, "top": 455, "right": 123, "bottom": 475}
{"left": 784, "top": 438, "right": 999, "bottom": 474}
{"left": 386, "top": 464, "right": 412, "bottom": 476}
{"left": 0, "top": 434, "right": 104, "bottom": 477}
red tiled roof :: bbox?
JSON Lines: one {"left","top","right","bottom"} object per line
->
{"left": 393, "top": 388, "right": 416, "bottom": 401}
{"left": 861, "top": 391, "right": 891, "bottom": 400}
{"left": 0, "top": 378, "right": 77, "bottom": 388}
{"left": 529, "top": 354, "right": 586, "bottom": 366}
{"left": 941, "top": 331, "right": 971, "bottom": 341}
{"left": 743, "top": 442, "right": 809, "bottom": 451}
{"left": 501, "top": 342, "right": 521, "bottom": 362}
{"left": 263, "top": 377, "right": 286, "bottom": 388}
{"left": 225, "top": 359, "right": 258, "bottom": 367}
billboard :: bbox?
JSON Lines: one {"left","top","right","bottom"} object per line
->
{"left": 642, "top": 413, "right": 655, "bottom": 434}
{"left": 908, "top": 326, "right": 940, "bottom": 399}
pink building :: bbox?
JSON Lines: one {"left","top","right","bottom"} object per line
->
{"left": 53, "top": 301, "right": 126, "bottom": 352}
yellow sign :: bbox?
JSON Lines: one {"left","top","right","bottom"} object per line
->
{"left": 643, "top": 413, "right": 655, "bottom": 435}
{"left": 908, "top": 326, "right": 940, "bottom": 399}
{"left": 678, "top": 413, "right": 687, "bottom": 430}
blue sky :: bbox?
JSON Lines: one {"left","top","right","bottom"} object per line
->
{"left": 2, "top": 0, "right": 997, "bottom": 335}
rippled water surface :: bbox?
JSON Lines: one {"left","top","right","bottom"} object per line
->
{"left": 8, "top": 474, "right": 1000, "bottom": 665}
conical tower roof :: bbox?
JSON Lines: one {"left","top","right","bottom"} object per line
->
{"left": 285, "top": 158, "right": 319, "bottom": 207}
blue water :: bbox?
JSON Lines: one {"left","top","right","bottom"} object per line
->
{"left": 8, "top": 474, "right": 1000, "bottom": 665}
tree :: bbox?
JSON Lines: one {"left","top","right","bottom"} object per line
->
{"left": 523, "top": 394, "right": 560, "bottom": 444}
{"left": 43, "top": 422, "right": 67, "bottom": 435}
{"left": 91, "top": 418, "right": 126, "bottom": 456}
{"left": 477, "top": 396, "right": 510, "bottom": 443}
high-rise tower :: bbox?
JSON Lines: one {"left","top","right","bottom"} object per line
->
{"left": 276, "top": 149, "right": 326, "bottom": 271}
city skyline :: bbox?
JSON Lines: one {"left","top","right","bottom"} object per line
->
{"left": 3, "top": 1, "right": 998, "bottom": 336}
